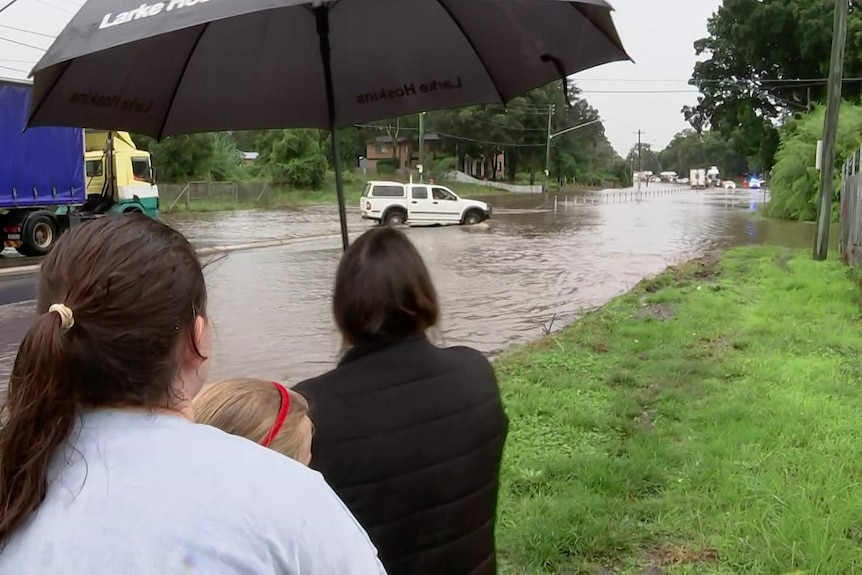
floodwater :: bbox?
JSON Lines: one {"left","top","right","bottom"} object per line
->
{"left": 0, "top": 187, "right": 834, "bottom": 387}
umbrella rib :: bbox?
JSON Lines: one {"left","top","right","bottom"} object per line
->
{"left": 433, "top": 0, "right": 506, "bottom": 105}
{"left": 156, "top": 23, "right": 209, "bottom": 141}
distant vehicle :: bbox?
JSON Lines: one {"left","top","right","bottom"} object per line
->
{"left": 723, "top": 180, "right": 737, "bottom": 189}
{"left": 706, "top": 166, "right": 722, "bottom": 187}
{"left": 0, "top": 78, "right": 159, "bottom": 256}
{"left": 677, "top": 177, "right": 690, "bottom": 185}
{"left": 659, "top": 171, "right": 678, "bottom": 182}
{"left": 361, "top": 181, "right": 492, "bottom": 227}
{"left": 690, "top": 169, "right": 707, "bottom": 189}
{"left": 749, "top": 176, "right": 763, "bottom": 189}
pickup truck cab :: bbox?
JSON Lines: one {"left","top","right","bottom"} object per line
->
{"left": 361, "top": 181, "right": 492, "bottom": 227}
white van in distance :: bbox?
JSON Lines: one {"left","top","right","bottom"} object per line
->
{"left": 360, "top": 181, "right": 492, "bottom": 227}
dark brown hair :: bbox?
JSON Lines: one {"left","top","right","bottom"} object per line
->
{"left": 333, "top": 227, "right": 439, "bottom": 346}
{"left": 0, "top": 214, "right": 206, "bottom": 545}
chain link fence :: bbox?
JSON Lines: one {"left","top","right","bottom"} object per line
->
{"left": 160, "top": 181, "right": 272, "bottom": 212}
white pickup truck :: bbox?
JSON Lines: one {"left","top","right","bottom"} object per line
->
{"left": 360, "top": 181, "right": 492, "bottom": 227}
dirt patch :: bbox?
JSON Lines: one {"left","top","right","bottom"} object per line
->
{"left": 636, "top": 253, "right": 722, "bottom": 294}
{"left": 636, "top": 409, "right": 655, "bottom": 432}
{"left": 646, "top": 544, "right": 720, "bottom": 568}
{"left": 592, "top": 341, "right": 610, "bottom": 354}
{"left": 699, "top": 334, "right": 730, "bottom": 358}
{"left": 684, "top": 253, "right": 722, "bottom": 281}
{"left": 636, "top": 302, "right": 676, "bottom": 321}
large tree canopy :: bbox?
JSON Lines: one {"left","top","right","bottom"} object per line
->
{"left": 684, "top": 0, "right": 862, "bottom": 172}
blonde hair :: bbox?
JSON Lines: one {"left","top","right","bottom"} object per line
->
{"left": 192, "top": 378, "right": 311, "bottom": 462}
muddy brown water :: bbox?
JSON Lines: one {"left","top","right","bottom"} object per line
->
{"left": 0, "top": 188, "right": 835, "bottom": 387}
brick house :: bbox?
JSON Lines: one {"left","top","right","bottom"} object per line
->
{"left": 364, "top": 133, "right": 442, "bottom": 171}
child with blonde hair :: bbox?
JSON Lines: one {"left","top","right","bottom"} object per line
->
{"left": 193, "top": 378, "right": 313, "bottom": 465}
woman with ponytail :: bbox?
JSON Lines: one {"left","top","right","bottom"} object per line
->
{"left": 0, "top": 215, "right": 385, "bottom": 574}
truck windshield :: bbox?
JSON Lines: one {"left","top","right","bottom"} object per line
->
{"left": 131, "top": 157, "right": 151, "bottom": 182}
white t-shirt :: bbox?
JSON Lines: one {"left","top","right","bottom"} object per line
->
{"left": 0, "top": 409, "right": 387, "bottom": 574}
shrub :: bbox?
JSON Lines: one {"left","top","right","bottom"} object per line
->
{"left": 767, "top": 103, "right": 862, "bottom": 221}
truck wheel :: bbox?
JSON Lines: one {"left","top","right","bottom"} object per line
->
{"left": 20, "top": 211, "right": 59, "bottom": 257}
{"left": 463, "top": 210, "right": 483, "bottom": 225}
{"left": 385, "top": 210, "right": 406, "bottom": 227}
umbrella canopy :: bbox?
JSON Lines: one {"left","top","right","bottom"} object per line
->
{"left": 28, "top": 0, "right": 629, "bottom": 134}
{"left": 28, "top": 0, "right": 630, "bottom": 249}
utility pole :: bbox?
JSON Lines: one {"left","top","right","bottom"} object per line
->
{"left": 634, "top": 129, "right": 644, "bottom": 190}
{"left": 544, "top": 104, "right": 553, "bottom": 192}
{"left": 814, "top": 0, "right": 849, "bottom": 261}
{"left": 418, "top": 111, "right": 425, "bottom": 182}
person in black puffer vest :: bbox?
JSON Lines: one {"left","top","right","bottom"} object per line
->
{"left": 294, "top": 226, "right": 508, "bottom": 575}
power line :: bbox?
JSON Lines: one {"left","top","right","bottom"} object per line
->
{"left": 355, "top": 123, "right": 549, "bottom": 148}
{"left": 32, "top": 0, "right": 76, "bottom": 14}
{"left": 0, "top": 63, "right": 28, "bottom": 73}
{"left": 580, "top": 89, "right": 699, "bottom": 94}
{"left": 0, "top": 35, "right": 48, "bottom": 51}
{"left": 575, "top": 76, "right": 862, "bottom": 84}
{"left": 0, "top": 0, "right": 21, "bottom": 14}
{"left": 0, "top": 23, "right": 57, "bottom": 38}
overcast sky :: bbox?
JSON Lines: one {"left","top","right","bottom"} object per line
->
{"left": 0, "top": 0, "right": 721, "bottom": 155}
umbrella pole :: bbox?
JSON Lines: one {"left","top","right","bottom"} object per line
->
{"left": 315, "top": 6, "right": 349, "bottom": 252}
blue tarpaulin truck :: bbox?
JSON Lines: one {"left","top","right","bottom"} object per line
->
{"left": 0, "top": 77, "right": 159, "bottom": 257}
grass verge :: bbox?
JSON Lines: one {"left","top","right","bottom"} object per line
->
{"left": 168, "top": 177, "right": 510, "bottom": 213}
{"left": 495, "top": 246, "right": 862, "bottom": 574}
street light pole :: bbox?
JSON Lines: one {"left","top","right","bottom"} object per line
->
{"left": 814, "top": 0, "right": 849, "bottom": 261}
{"left": 543, "top": 116, "right": 601, "bottom": 190}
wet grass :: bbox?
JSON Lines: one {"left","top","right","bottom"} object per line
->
{"left": 495, "top": 246, "right": 862, "bottom": 574}
{"left": 168, "top": 178, "right": 507, "bottom": 213}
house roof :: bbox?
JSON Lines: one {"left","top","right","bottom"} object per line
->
{"left": 369, "top": 133, "right": 441, "bottom": 144}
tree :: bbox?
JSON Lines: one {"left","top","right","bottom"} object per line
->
{"left": 134, "top": 133, "right": 218, "bottom": 183}
{"left": 657, "top": 129, "right": 748, "bottom": 178}
{"left": 255, "top": 129, "right": 328, "bottom": 189}
{"left": 626, "top": 143, "right": 661, "bottom": 174}
{"left": 685, "top": 0, "right": 862, "bottom": 172}
{"left": 424, "top": 80, "right": 619, "bottom": 184}
{"left": 767, "top": 102, "right": 862, "bottom": 221}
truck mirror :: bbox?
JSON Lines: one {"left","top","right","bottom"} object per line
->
{"left": 149, "top": 167, "right": 157, "bottom": 184}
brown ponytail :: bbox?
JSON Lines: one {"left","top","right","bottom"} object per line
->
{"left": 0, "top": 311, "right": 77, "bottom": 543}
{"left": 0, "top": 214, "right": 207, "bottom": 547}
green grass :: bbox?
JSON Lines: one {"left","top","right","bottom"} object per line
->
{"left": 169, "top": 176, "right": 510, "bottom": 213}
{"left": 495, "top": 246, "right": 862, "bottom": 574}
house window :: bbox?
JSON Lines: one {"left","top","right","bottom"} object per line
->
{"left": 375, "top": 142, "right": 389, "bottom": 154}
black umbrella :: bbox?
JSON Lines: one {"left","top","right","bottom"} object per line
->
{"left": 28, "top": 0, "right": 630, "bottom": 250}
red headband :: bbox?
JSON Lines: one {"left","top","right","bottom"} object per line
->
{"left": 261, "top": 382, "right": 291, "bottom": 447}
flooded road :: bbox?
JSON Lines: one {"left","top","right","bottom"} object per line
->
{"left": 0, "top": 187, "right": 830, "bottom": 386}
